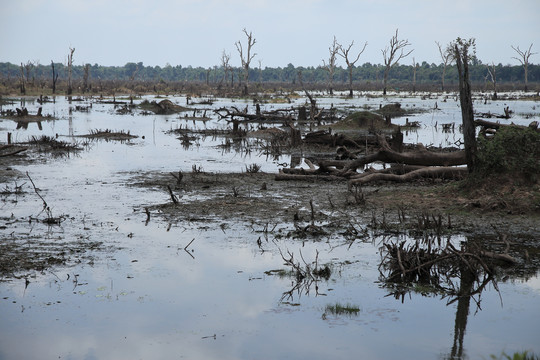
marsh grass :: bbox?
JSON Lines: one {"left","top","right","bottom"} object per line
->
{"left": 324, "top": 303, "right": 361, "bottom": 317}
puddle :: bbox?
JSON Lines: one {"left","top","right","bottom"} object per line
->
{"left": 1, "top": 93, "right": 539, "bottom": 359}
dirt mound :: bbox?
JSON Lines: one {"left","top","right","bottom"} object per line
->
{"left": 332, "top": 111, "right": 396, "bottom": 130}
{"left": 138, "top": 99, "right": 189, "bottom": 114}
{"left": 376, "top": 102, "right": 406, "bottom": 118}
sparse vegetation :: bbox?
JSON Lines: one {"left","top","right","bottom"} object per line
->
{"left": 323, "top": 303, "right": 361, "bottom": 316}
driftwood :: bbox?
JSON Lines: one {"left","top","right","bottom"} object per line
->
{"left": 475, "top": 118, "right": 539, "bottom": 132}
{"left": 275, "top": 133, "right": 467, "bottom": 185}
{"left": 214, "top": 106, "right": 295, "bottom": 123}
{"left": 349, "top": 166, "right": 467, "bottom": 186}
{"left": 340, "top": 135, "right": 466, "bottom": 174}
{"left": 0, "top": 144, "right": 27, "bottom": 157}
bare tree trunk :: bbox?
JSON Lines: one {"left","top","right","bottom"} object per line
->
{"left": 19, "top": 63, "right": 26, "bottom": 95}
{"left": 51, "top": 61, "right": 59, "bottom": 94}
{"left": 412, "top": 57, "right": 417, "bottom": 93}
{"left": 67, "top": 47, "right": 75, "bottom": 95}
{"left": 83, "top": 64, "right": 90, "bottom": 93}
{"left": 454, "top": 39, "right": 477, "bottom": 173}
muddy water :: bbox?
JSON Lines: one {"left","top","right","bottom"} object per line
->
{"left": 1, "top": 93, "right": 539, "bottom": 360}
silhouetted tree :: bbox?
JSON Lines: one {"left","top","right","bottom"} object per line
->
{"left": 511, "top": 43, "right": 536, "bottom": 91}
{"left": 382, "top": 29, "right": 413, "bottom": 95}
{"left": 338, "top": 39, "right": 367, "bottom": 97}
{"left": 322, "top": 36, "right": 339, "bottom": 95}
{"left": 436, "top": 41, "right": 453, "bottom": 92}
{"left": 235, "top": 28, "right": 256, "bottom": 95}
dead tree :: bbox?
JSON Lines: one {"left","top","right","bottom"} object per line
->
{"left": 511, "top": 44, "right": 536, "bottom": 92}
{"left": 19, "top": 63, "right": 26, "bottom": 95}
{"left": 51, "top": 61, "right": 59, "bottom": 94}
{"left": 83, "top": 64, "right": 91, "bottom": 93}
{"left": 436, "top": 41, "right": 453, "bottom": 92}
{"left": 235, "top": 28, "right": 257, "bottom": 96}
{"left": 67, "top": 47, "right": 75, "bottom": 95}
{"left": 411, "top": 57, "right": 417, "bottom": 93}
{"left": 487, "top": 62, "right": 497, "bottom": 100}
{"left": 381, "top": 29, "right": 413, "bottom": 95}
{"left": 298, "top": 71, "right": 323, "bottom": 124}
{"left": 23, "top": 61, "right": 35, "bottom": 87}
{"left": 338, "top": 40, "right": 367, "bottom": 97}
{"left": 452, "top": 38, "right": 477, "bottom": 173}
{"left": 322, "top": 36, "right": 339, "bottom": 95}
{"left": 220, "top": 50, "right": 231, "bottom": 87}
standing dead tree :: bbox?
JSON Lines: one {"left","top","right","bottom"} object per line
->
{"left": 298, "top": 71, "right": 323, "bottom": 125}
{"left": 411, "top": 57, "right": 417, "bottom": 93}
{"left": 436, "top": 41, "right": 453, "bottom": 92}
{"left": 511, "top": 44, "right": 536, "bottom": 92}
{"left": 23, "top": 61, "right": 35, "bottom": 87}
{"left": 338, "top": 40, "right": 368, "bottom": 97}
{"left": 220, "top": 50, "right": 231, "bottom": 87}
{"left": 381, "top": 29, "right": 413, "bottom": 95}
{"left": 235, "top": 28, "right": 257, "bottom": 96}
{"left": 83, "top": 64, "right": 91, "bottom": 93}
{"left": 19, "top": 63, "right": 26, "bottom": 94}
{"left": 322, "top": 36, "right": 340, "bottom": 95}
{"left": 67, "top": 47, "right": 75, "bottom": 95}
{"left": 486, "top": 62, "right": 497, "bottom": 100}
{"left": 51, "top": 61, "right": 59, "bottom": 94}
{"left": 451, "top": 38, "right": 477, "bottom": 173}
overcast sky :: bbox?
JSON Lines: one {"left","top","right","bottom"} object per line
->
{"left": 1, "top": 0, "right": 539, "bottom": 68}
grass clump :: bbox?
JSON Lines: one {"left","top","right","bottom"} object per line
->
{"left": 324, "top": 302, "right": 360, "bottom": 316}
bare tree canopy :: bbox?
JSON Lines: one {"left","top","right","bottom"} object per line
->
{"left": 511, "top": 43, "right": 537, "bottom": 91}
{"left": 436, "top": 41, "right": 453, "bottom": 92}
{"left": 322, "top": 36, "right": 340, "bottom": 95}
{"left": 381, "top": 29, "right": 413, "bottom": 95}
{"left": 220, "top": 49, "right": 231, "bottom": 86}
{"left": 338, "top": 40, "right": 367, "bottom": 97}
{"left": 235, "top": 28, "right": 257, "bottom": 95}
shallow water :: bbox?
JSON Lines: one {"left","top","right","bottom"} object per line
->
{"left": 1, "top": 93, "right": 539, "bottom": 360}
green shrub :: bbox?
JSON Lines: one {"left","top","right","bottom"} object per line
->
{"left": 476, "top": 127, "right": 540, "bottom": 181}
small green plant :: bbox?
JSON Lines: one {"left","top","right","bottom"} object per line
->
{"left": 324, "top": 303, "right": 360, "bottom": 317}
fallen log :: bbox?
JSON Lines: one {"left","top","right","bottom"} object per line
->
{"left": 348, "top": 166, "right": 467, "bottom": 186}
{"left": 341, "top": 134, "right": 467, "bottom": 173}
{"left": 275, "top": 171, "right": 346, "bottom": 182}
{"left": 475, "top": 118, "right": 539, "bottom": 131}
{"left": 0, "top": 145, "right": 28, "bottom": 157}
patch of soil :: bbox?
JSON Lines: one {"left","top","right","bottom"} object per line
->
{"left": 128, "top": 171, "right": 540, "bottom": 238}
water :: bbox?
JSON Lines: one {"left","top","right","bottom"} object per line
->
{"left": 1, "top": 93, "right": 539, "bottom": 359}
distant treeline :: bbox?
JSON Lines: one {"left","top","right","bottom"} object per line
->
{"left": 1, "top": 61, "right": 538, "bottom": 89}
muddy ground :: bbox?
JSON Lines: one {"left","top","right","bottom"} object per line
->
{"left": 2, "top": 149, "right": 540, "bottom": 281}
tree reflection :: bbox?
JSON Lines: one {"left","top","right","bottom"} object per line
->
{"left": 378, "top": 235, "right": 526, "bottom": 360}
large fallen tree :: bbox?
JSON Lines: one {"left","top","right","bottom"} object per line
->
{"left": 276, "top": 133, "right": 468, "bottom": 184}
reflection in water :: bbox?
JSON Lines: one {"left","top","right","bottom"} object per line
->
{"left": 378, "top": 234, "right": 537, "bottom": 360}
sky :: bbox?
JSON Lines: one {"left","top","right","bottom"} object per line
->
{"left": 1, "top": 0, "right": 539, "bottom": 69}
